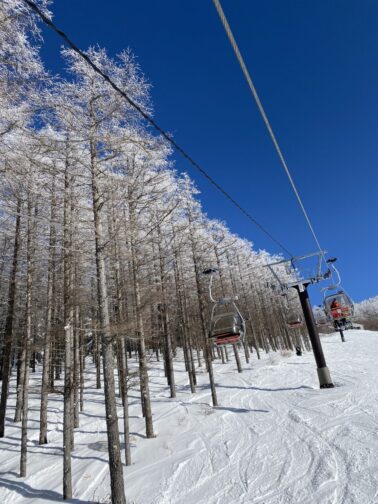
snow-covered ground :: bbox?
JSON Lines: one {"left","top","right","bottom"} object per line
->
{"left": 1, "top": 330, "right": 378, "bottom": 504}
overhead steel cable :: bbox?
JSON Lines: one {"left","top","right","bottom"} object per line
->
{"left": 212, "top": 0, "right": 328, "bottom": 267}
{"left": 22, "top": 0, "right": 293, "bottom": 258}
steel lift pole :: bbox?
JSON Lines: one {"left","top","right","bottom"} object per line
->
{"left": 294, "top": 282, "right": 334, "bottom": 388}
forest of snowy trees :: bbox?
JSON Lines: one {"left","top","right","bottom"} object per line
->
{"left": 354, "top": 296, "right": 378, "bottom": 330}
{"left": 0, "top": 1, "right": 313, "bottom": 502}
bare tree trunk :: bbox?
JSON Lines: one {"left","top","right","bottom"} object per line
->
{"left": 20, "top": 196, "right": 34, "bottom": 477}
{"left": 242, "top": 339, "right": 250, "bottom": 363}
{"left": 95, "top": 331, "right": 101, "bottom": 389}
{"left": 91, "top": 277, "right": 102, "bottom": 389}
{"left": 0, "top": 236, "right": 9, "bottom": 380}
{"left": 181, "top": 294, "right": 197, "bottom": 392}
{"left": 233, "top": 344, "right": 243, "bottom": 373}
{"left": 63, "top": 323, "right": 73, "bottom": 499}
{"left": 73, "top": 306, "right": 80, "bottom": 428}
{"left": 14, "top": 337, "right": 26, "bottom": 423}
{"left": 0, "top": 198, "right": 21, "bottom": 437}
{"left": 159, "top": 304, "right": 176, "bottom": 398}
{"left": 120, "top": 338, "right": 131, "bottom": 466}
{"left": 79, "top": 324, "right": 84, "bottom": 412}
{"left": 20, "top": 312, "right": 31, "bottom": 477}
{"left": 157, "top": 226, "right": 176, "bottom": 398}
{"left": 63, "top": 157, "right": 73, "bottom": 500}
{"left": 129, "top": 195, "right": 154, "bottom": 439}
{"left": 112, "top": 220, "right": 132, "bottom": 466}
{"left": 91, "top": 137, "right": 126, "bottom": 503}
{"left": 224, "top": 345, "right": 229, "bottom": 362}
{"left": 184, "top": 332, "right": 196, "bottom": 393}
{"left": 39, "top": 188, "right": 56, "bottom": 444}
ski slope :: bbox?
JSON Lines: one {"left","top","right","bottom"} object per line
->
{"left": 1, "top": 330, "right": 378, "bottom": 504}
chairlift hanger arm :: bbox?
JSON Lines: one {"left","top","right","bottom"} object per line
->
{"left": 208, "top": 272, "right": 217, "bottom": 303}
{"left": 267, "top": 265, "right": 286, "bottom": 291}
{"left": 232, "top": 301, "right": 246, "bottom": 326}
{"left": 316, "top": 254, "right": 322, "bottom": 278}
{"left": 320, "top": 264, "right": 341, "bottom": 292}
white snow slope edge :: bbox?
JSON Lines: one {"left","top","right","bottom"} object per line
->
{"left": 0, "top": 330, "right": 377, "bottom": 504}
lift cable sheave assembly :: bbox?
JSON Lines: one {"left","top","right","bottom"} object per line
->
{"left": 22, "top": 0, "right": 293, "bottom": 259}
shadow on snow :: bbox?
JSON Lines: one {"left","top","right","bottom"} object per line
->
{"left": 0, "top": 477, "right": 92, "bottom": 503}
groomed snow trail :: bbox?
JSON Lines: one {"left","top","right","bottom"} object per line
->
{"left": 0, "top": 330, "right": 377, "bottom": 504}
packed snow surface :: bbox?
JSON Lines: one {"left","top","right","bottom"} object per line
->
{"left": 1, "top": 330, "right": 378, "bottom": 503}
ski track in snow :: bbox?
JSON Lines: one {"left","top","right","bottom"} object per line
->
{"left": 1, "top": 330, "right": 378, "bottom": 503}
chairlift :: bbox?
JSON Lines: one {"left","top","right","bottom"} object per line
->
{"left": 283, "top": 293, "right": 303, "bottom": 329}
{"left": 313, "top": 306, "right": 329, "bottom": 327}
{"left": 320, "top": 259, "right": 354, "bottom": 331}
{"left": 286, "top": 309, "right": 303, "bottom": 329}
{"left": 203, "top": 268, "right": 246, "bottom": 347}
{"left": 323, "top": 291, "right": 354, "bottom": 329}
{"left": 209, "top": 310, "right": 245, "bottom": 346}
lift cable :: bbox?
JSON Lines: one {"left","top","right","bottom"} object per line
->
{"left": 22, "top": 0, "right": 293, "bottom": 258}
{"left": 212, "top": 0, "right": 327, "bottom": 268}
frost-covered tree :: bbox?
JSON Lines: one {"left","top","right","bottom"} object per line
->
{"left": 355, "top": 296, "right": 378, "bottom": 330}
{"left": 0, "top": 0, "right": 50, "bottom": 137}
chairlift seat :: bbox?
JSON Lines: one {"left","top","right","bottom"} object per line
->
{"left": 315, "top": 317, "right": 329, "bottom": 326}
{"left": 287, "top": 320, "right": 303, "bottom": 328}
{"left": 330, "top": 306, "right": 352, "bottom": 320}
{"left": 313, "top": 307, "right": 329, "bottom": 326}
{"left": 286, "top": 309, "right": 303, "bottom": 329}
{"left": 209, "top": 312, "right": 244, "bottom": 345}
{"left": 214, "top": 333, "right": 241, "bottom": 346}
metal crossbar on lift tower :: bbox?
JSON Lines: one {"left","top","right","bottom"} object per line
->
{"left": 22, "top": 0, "right": 293, "bottom": 258}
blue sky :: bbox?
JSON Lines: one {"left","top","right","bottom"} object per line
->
{"left": 39, "top": 0, "right": 378, "bottom": 303}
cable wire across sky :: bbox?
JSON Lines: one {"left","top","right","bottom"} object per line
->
{"left": 212, "top": 0, "right": 328, "bottom": 267}
{"left": 22, "top": 0, "right": 294, "bottom": 257}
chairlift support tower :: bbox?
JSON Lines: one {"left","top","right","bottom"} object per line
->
{"left": 264, "top": 251, "right": 334, "bottom": 389}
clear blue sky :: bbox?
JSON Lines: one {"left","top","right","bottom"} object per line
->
{"left": 39, "top": 0, "right": 378, "bottom": 303}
